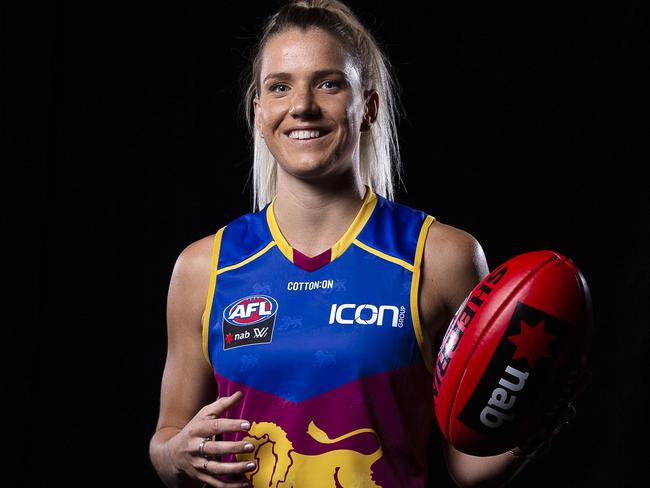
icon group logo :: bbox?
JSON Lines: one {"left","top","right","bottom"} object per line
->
{"left": 223, "top": 295, "right": 278, "bottom": 350}
{"left": 328, "top": 303, "right": 406, "bottom": 328}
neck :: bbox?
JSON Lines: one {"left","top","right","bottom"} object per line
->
{"left": 272, "top": 170, "right": 366, "bottom": 258}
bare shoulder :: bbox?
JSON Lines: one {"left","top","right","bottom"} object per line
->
{"left": 167, "top": 233, "right": 217, "bottom": 328}
{"left": 422, "top": 220, "right": 489, "bottom": 296}
{"left": 172, "top": 233, "right": 215, "bottom": 281}
{"left": 418, "top": 220, "right": 489, "bottom": 347}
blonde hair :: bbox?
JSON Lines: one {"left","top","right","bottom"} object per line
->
{"left": 241, "top": 0, "right": 404, "bottom": 210}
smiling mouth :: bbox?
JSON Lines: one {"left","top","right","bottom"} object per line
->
{"left": 285, "top": 129, "right": 330, "bottom": 141}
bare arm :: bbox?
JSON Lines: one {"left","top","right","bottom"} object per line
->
{"left": 419, "top": 222, "right": 529, "bottom": 487}
{"left": 149, "top": 236, "right": 255, "bottom": 488}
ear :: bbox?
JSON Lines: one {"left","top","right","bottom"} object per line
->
{"left": 361, "top": 89, "right": 379, "bottom": 132}
{"left": 253, "top": 96, "right": 263, "bottom": 135}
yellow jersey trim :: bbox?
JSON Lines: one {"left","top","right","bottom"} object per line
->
{"left": 266, "top": 199, "right": 293, "bottom": 262}
{"left": 216, "top": 241, "right": 277, "bottom": 276}
{"left": 202, "top": 226, "right": 225, "bottom": 366}
{"left": 265, "top": 186, "right": 377, "bottom": 263}
{"left": 331, "top": 188, "right": 377, "bottom": 260}
{"left": 410, "top": 215, "right": 436, "bottom": 375}
{"left": 352, "top": 239, "right": 414, "bottom": 272}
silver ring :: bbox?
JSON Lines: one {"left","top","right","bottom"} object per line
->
{"left": 198, "top": 438, "right": 209, "bottom": 457}
{"left": 203, "top": 458, "right": 210, "bottom": 471}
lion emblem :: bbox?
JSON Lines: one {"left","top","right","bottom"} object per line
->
{"left": 236, "top": 420, "right": 383, "bottom": 487}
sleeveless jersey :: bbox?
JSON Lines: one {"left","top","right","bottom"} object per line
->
{"left": 203, "top": 187, "right": 436, "bottom": 487}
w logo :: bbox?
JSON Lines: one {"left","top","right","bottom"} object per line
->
{"left": 253, "top": 327, "right": 269, "bottom": 338}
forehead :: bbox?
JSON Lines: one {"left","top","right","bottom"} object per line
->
{"left": 260, "top": 27, "right": 359, "bottom": 81}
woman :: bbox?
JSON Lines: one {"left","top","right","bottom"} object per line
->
{"left": 149, "top": 1, "right": 574, "bottom": 486}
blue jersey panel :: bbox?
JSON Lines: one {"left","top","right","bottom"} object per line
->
{"left": 357, "top": 196, "right": 425, "bottom": 264}
{"left": 217, "top": 204, "right": 273, "bottom": 269}
{"left": 209, "top": 244, "right": 420, "bottom": 402}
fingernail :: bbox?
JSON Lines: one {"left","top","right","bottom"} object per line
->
{"left": 244, "top": 443, "right": 254, "bottom": 451}
{"left": 241, "top": 421, "right": 250, "bottom": 430}
{"left": 246, "top": 462, "right": 256, "bottom": 470}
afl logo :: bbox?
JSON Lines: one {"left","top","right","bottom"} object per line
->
{"left": 222, "top": 295, "right": 278, "bottom": 350}
{"left": 225, "top": 295, "right": 278, "bottom": 326}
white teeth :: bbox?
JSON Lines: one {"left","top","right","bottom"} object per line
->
{"left": 288, "top": 130, "right": 323, "bottom": 140}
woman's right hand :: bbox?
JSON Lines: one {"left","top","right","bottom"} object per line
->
{"left": 166, "top": 391, "right": 256, "bottom": 488}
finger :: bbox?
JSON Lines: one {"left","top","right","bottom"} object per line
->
{"left": 201, "top": 439, "right": 255, "bottom": 458}
{"left": 198, "top": 458, "right": 257, "bottom": 477}
{"left": 201, "top": 392, "right": 244, "bottom": 419}
{"left": 194, "top": 418, "right": 251, "bottom": 438}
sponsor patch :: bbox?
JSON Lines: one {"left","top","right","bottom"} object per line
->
{"left": 328, "top": 303, "right": 406, "bottom": 327}
{"left": 457, "top": 301, "right": 568, "bottom": 437}
{"left": 223, "top": 295, "right": 278, "bottom": 350}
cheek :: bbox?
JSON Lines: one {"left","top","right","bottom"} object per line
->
{"left": 257, "top": 101, "right": 283, "bottom": 128}
{"left": 345, "top": 110, "right": 359, "bottom": 129}
{"left": 343, "top": 98, "right": 364, "bottom": 129}
{"left": 337, "top": 109, "right": 361, "bottom": 141}
{"left": 259, "top": 110, "right": 273, "bottom": 127}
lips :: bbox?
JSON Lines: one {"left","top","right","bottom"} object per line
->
{"left": 285, "top": 127, "right": 331, "bottom": 140}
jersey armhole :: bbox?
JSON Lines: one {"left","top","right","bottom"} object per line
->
{"left": 202, "top": 226, "right": 226, "bottom": 367}
{"left": 410, "top": 214, "right": 436, "bottom": 375}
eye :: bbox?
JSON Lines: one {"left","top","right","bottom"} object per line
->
{"left": 320, "top": 80, "right": 340, "bottom": 89}
{"left": 269, "top": 83, "right": 289, "bottom": 93}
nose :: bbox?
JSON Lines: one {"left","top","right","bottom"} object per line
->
{"left": 289, "top": 84, "right": 320, "bottom": 117}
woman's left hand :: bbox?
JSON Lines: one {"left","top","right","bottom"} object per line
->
{"left": 511, "top": 367, "right": 592, "bottom": 460}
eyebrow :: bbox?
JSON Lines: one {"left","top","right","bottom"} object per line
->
{"left": 263, "top": 69, "right": 348, "bottom": 83}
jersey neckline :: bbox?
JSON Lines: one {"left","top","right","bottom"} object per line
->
{"left": 265, "top": 186, "right": 378, "bottom": 271}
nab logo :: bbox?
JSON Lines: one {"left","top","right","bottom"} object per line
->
{"left": 223, "top": 295, "right": 278, "bottom": 350}
{"left": 458, "top": 301, "right": 569, "bottom": 439}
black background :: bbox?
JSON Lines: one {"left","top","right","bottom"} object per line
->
{"left": 3, "top": 1, "right": 648, "bottom": 486}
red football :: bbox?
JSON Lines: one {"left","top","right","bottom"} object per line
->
{"left": 433, "top": 250, "right": 592, "bottom": 456}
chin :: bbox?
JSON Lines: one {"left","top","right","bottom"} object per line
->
{"left": 274, "top": 146, "right": 355, "bottom": 182}
{"left": 279, "top": 157, "right": 338, "bottom": 179}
